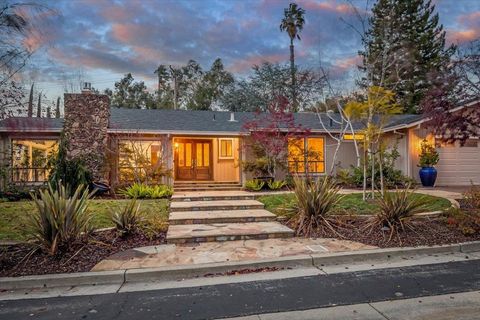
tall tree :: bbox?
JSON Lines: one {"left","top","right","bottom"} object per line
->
{"left": 111, "top": 73, "right": 155, "bottom": 109}
{"left": 280, "top": 2, "right": 305, "bottom": 112}
{"left": 27, "top": 83, "right": 34, "bottom": 117}
{"left": 55, "top": 96, "right": 60, "bottom": 118}
{"left": 360, "top": 0, "right": 455, "bottom": 113}
{"left": 187, "top": 58, "right": 234, "bottom": 110}
{"left": 221, "top": 62, "right": 324, "bottom": 112}
{"left": 36, "top": 92, "right": 41, "bottom": 117}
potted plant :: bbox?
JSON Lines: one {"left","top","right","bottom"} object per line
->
{"left": 418, "top": 139, "right": 439, "bottom": 187}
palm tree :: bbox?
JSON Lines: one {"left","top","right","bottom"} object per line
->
{"left": 280, "top": 2, "right": 305, "bottom": 111}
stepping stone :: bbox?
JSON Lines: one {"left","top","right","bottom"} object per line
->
{"left": 169, "top": 209, "right": 276, "bottom": 225}
{"left": 171, "top": 191, "right": 255, "bottom": 202}
{"left": 166, "top": 221, "right": 294, "bottom": 244}
{"left": 170, "top": 199, "right": 265, "bottom": 212}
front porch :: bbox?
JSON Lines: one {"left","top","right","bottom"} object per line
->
{"left": 171, "top": 136, "right": 242, "bottom": 185}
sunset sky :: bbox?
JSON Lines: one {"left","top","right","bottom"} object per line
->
{"left": 25, "top": 0, "right": 480, "bottom": 99}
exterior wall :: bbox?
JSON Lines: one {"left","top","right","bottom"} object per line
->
{"left": 407, "top": 126, "right": 430, "bottom": 182}
{"left": 63, "top": 93, "right": 110, "bottom": 180}
{"left": 381, "top": 130, "right": 409, "bottom": 174}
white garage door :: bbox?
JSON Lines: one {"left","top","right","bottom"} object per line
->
{"left": 435, "top": 139, "right": 480, "bottom": 186}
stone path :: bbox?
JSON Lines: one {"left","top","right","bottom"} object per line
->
{"left": 166, "top": 190, "right": 294, "bottom": 244}
{"left": 92, "top": 238, "right": 376, "bottom": 271}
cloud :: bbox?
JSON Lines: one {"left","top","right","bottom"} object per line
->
{"left": 25, "top": 0, "right": 480, "bottom": 98}
{"left": 445, "top": 11, "right": 480, "bottom": 45}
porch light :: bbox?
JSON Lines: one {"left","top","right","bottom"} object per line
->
{"left": 174, "top": 142, "right": 179, "bottom": 149}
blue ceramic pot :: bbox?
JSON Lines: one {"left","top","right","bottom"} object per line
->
{"left": 419, "top": 167, "right": 437, "bottom": 187}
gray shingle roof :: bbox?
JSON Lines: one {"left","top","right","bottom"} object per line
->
{"left": 0, "top": 108, "right": 424, "bottom": 133}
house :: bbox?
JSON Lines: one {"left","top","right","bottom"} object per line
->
{"left": 0, "top": 90, "right": 479, "bottom": 188}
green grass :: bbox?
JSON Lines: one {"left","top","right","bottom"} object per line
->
{"left": 0, "top": 199, "right": 169, "bottom": 241}
{"left": 258, "top": 192, "right": 452, "bottom": 216}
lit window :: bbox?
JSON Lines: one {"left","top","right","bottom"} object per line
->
{"left": 288, "top": 137, "right": 325, "bottom": 174}
{"left": 343, "top": 134, "right": 365, "bottom": 140}
{"left": 219, "top": 138, "right": 234, "bottom": 159}
{"left": 11, "top": 139, "right": 58, "bottom": 182}
{"left": 118, "top": 140, "right": 164, "bottom": 182}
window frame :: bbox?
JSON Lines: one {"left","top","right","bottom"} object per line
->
{"left": 288, "top": 136, "right": 326, "bottom": 175}
{"left": 218, "top": 138, "right": 234, "bottom": 160}
{"left": 10, "top": 138, "right": 59, "bottom": 183}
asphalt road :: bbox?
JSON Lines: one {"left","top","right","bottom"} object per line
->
{"left": 1, "top": 259, "right": 480, "bottom": 320}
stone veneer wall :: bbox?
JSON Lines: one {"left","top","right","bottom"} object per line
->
{"left": 63, "top": 93, "right": 110, "bottom": 180}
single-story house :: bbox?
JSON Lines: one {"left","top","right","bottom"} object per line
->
{"left": 0, "top": 91, "right": 479, "bottom": 187}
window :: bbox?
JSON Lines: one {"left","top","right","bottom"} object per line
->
{"left": 219, "top": 138, "right": 234, "bottom": 159}
{"left": 343, "top": 134, "right": 365, "bottom": 141}
{"left": 288, "top": 137, "right": 325, "bottom": 174}
{"left": 11, "top": 139, "right": 58, "bottom": 182}
{"left": 118, "top": 140, "right": 165, "bottom": 182}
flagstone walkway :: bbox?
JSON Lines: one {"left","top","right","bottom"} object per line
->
{"left": 92, "top": 237, "right": 376, "bottom": 271}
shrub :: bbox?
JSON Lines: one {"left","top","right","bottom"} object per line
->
{"left": 463, "top": 183, "right": 480, "bottom": 210}
{"left": 445, "top": 207, "right": 480, "bottom": 236}
{"left": 148, "top": 185, "right": 173, "bottom": 199}
{"left": 288, "top": 176, "right": 343, "bottom": 237}
{"left": 418, "top": 139, "right": 439, "bottom": 167}
{"left": 267, "top": 180, "right": 286, "bottom": 190}
{"left": 119, "top": 183, "right": 172, "bottom": 199}
{"left": 368, "top": 186, "right": 428, "bottom": 242}
{"left": 28, "top": 183, "right": 93, "bottom": 255}
{"left": 48, "top": 135, "right": 92, "bottom": 194}
{"left": 245, "top": 179, "right": 265, "bottom": 191}
{"left": 112, "top": 198, "right": 143, "bottom": 236}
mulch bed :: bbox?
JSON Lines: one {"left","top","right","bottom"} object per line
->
{"left": 285, "top": 215, "right": 480, "bottom": 248}
{"left": 0, "top": 230, "right": 166, "bottom": 277}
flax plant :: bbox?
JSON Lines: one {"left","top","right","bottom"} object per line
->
{"left": 29, "top": 183, "right": 93, "bottom": 255}
{"left": 288, "top": 176, "right": 343, "bottom": 237}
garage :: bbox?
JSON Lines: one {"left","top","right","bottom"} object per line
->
{"left": 435, "top": 139, "right": 480, "bottom": 186}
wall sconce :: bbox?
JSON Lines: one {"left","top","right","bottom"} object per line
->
{"left": 174, "top": 142, "right": 179, "bottom": 149}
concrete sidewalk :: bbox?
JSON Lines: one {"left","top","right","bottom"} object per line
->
{"left": 224, "top": 290, "right": 480, "bottom": 320}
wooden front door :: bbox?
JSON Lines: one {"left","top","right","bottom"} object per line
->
{"left": 175, "top": 139, "right": 212, "bottom": 180}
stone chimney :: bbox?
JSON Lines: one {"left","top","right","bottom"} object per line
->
{"left": 63, "top": 91, "right": 110, "bottom": 181}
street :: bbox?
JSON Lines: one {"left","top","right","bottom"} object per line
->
{"left": 1, "top": 259, "right": 480, "bottom": 320}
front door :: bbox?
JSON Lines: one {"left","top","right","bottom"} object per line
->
{"left": 175, "top": 139, "right": 212, "bottom": 180}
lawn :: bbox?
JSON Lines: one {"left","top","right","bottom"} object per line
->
{"left": 0, "top": 199, "right": 170, "bottom": 241}
{"left": 258, "top": 192, "right": 453, "bottom": 216}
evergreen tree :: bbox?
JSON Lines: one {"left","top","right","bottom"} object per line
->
{"left": 360, "top": 0, "right": 455, "bottom": 113}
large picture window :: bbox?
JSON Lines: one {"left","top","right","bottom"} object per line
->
{"left": 11, "top": 139, "right": 58, "bottom": 182}
{"left": 118, "top": 140, "right": 168, "bottom": 183}
{"left": 288, "top": 137, "right": 325, "bottom": 174}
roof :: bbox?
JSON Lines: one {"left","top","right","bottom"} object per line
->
{"left": 0, "top": 108, "right": 425, "bottom": 134}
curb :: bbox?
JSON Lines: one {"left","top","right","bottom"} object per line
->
{"left": 1, "top": 241, "right": 479, "bottom": 291}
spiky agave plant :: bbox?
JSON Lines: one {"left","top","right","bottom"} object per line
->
{"left": 29, "top": 183, "right": 93, "bottom": 255}
{"left": 288, "top": 176, "right": 343, "bottom": 237}
{"left": 368, "top": 185, "right": 428, "bottom": 243}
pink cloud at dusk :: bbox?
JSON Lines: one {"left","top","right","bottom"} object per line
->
{"left": 228, "top": 54, "right": 286, "bottom": 73}
{"left": 446, "top": 11, "right": 480, "bottom": 44}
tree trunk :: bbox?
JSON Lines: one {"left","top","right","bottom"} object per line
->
{"left": 379, "top": 142, "right": 385, "bottom": 196}
{"left": 290, "top": 39, "right": 297, "bottom": 112}
{"left": 27, "top": 83, "right": 34, "bottom": 117}
{"left": 362, "top": 140, "right": 367, "bottom": 201}
{"left": 371, "top": 146, "right": 375, "bottom": 200}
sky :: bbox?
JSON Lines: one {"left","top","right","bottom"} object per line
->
{"left": 21, "top": 0, "right": 480, "bottom": 100}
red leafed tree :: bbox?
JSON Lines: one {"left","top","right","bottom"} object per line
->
{"left": 242, "top": 96, "right": 310, "bottom": 179}
{"left": 420, "top": 66, "right": 480, "bottom": 145}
